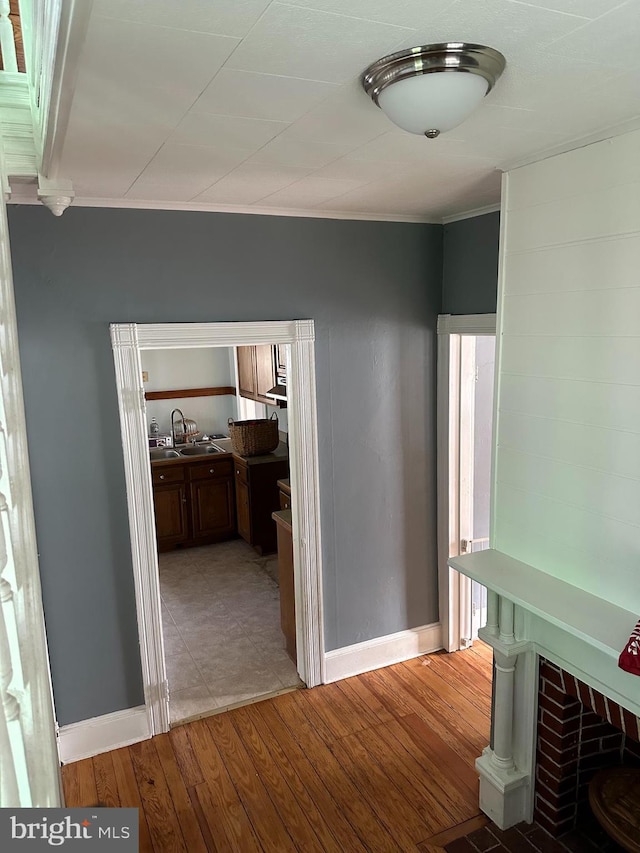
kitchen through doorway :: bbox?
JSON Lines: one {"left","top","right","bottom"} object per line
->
{"left": 110, "top": 320, "right": 324, "bottom": 737}
{"left": 143, "top": 344, "right": 302, "bottom": 725}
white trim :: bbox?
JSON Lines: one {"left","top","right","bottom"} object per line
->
{"left": 37, "top": 0, "right": 93, "bottom": 177}
{"left": 442, "top": 203, "right": 501, "bottom": 224}
{"left": 4, "top": 193, "right": 439, "bottom": 224}
{"left": 323, "top": 623, "right": 442, "bottom": 683}
{"left": 110, "top": 320, "right": 325, "bottom": 737}
{"left": 57, "top": 706, "right": 149, "bottom": 765}
{"left": 0, "top": 143, "right": 60, "bottom": 806}
{"left": 437, "top": 314, "right": 497, "bottom": 335}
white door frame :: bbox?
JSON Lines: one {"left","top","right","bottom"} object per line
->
{"left": 110, "top": 320, "right": 325, "bottom": 736}
{"left": 436, "top": 314, "right": 496, "bottom": 652}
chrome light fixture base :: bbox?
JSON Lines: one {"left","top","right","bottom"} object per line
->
{"left": 362, "top": 42, "right": 506, "bottom": 138}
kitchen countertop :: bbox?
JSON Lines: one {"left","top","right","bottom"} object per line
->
{"left": 272, "top": 509, "right": 292, "bottom": 533}
{"left": 150, "top": 441, "right": 288, "bottom": 468}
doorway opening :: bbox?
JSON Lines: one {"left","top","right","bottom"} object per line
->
{"left": 144, "top": 343, "right": 302, "bottom": 724}
{"left": 110, "top": 321, "right": 324, "bottom": 736}
{"left": 437, "top": 314, "right": 497, "bottom": 653}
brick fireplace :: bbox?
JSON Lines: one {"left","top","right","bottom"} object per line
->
{"left": 535, "top": 658, "right": 640, "bottom": 836}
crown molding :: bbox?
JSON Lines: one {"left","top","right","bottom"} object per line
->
{"left": 5, "top": 192, "right": 441, "bottom": 224}
{"left": 441, "top": 202, "right": 501, "bottom": 224}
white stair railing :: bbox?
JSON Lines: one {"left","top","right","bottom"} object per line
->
{"left": 0, "top": 134, "right": 60, "bottom": 807}
{"left": 0, "top": 1, "right": 17, "bottom": 72}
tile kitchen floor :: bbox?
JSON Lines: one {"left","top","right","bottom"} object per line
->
{"left": 159, "top": 539, "right": 303, "bottom": 725}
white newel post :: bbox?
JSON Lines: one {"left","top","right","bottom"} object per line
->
{"left": 0, "top": 152, "right": 61, "bottom": 805}
{"left": 475, "top": 594, "right": 533, "bottom": 829}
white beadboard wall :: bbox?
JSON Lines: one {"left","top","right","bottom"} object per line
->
{"left": 494, "top": 129, "right": 640, "bottom": 614}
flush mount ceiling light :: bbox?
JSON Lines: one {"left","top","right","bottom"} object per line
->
{"left": 362, "top": 42, "right": 506, "bottom": 139}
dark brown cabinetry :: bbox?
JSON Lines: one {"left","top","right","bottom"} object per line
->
{"left": 234, "top": 453, "right": 289, "bottom": 555}
{"left": 188, "top": 459, "right": 235, "bottom": 542}
{"left": 273, "top": 509, "right": 296, "bottom": 663}
{"left": 152, "top": 465, "right": 189, "bottom": 550}
{"left": 152, "top": 457, "right": 236, "bottom": 551}
{"left": 237, "top": 345, "right": 277, "bottom": 406}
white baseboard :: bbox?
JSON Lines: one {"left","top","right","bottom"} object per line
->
{"left": 58, "top": 706, "right": 150, "bottom": 764}
{"left": 323, "top": 622, "right": 443, "bottom": 683}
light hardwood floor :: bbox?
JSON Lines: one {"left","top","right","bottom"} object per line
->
{"left": 61, "top": 643, "right": 493, "bottom": 852}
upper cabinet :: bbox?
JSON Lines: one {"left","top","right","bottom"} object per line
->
{"left": 237, "top": 345, "right": 278, "bottom": 406}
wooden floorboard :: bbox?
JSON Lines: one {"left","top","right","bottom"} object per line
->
{"left": 61, "top": 643, "right": 493, "bottom": 852}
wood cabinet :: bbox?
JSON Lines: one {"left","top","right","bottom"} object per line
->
{"left": 237, "top": 345, "right": 277, "bottom": 406}
{"left": 188, "top": 459, "right": 235, "bottom": 541}
{"left": 233, "top": 455, "right": 289, "bottom": 555}
{"left": 152, "top": 457, "right": 235, "bottom": 551}
{"left": 273, "top": 509, "right": 296, "bottom": 663}
{"left": 153, "top": 465, "right": 189, "bottom": 550}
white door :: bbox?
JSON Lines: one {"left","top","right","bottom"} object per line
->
{"left": 436, "top": 315, "right": 496, "bottom": 653}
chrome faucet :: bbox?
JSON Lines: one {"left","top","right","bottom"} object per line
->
{"left": 170, "top": 408, "right": 185, "bottom": 446}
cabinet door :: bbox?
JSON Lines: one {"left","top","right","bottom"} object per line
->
{"left": 190, "top": 478, "right": 235, "bottom": 540}
{"left": 153, "top": 483, "right": 188, "bottom": 550}
{"left": 254, "top": 344, "right": 276, "bottom": 404}
{"left": 237, "top": 346, "right": 256, "bottom": 400}
{"left": 235, "top": 478, "right": 251, "bottom": 543}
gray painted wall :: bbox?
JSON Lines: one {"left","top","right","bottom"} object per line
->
{"left": 8, "top": 205, "right": 442, "bottom": 726}
{"left": 442, "top": 211, "right": 500, "bottom": 315}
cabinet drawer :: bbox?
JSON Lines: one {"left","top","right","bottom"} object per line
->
{"left": 279, "top": 490, "right": 291, "bottom": 510}
{"left": 234, "top": 461, "right": 248, "bottom": 485}
{"left": 152, "top": 465, "right": 185, "bottom": 485}
{"left": 188, "top": 459, "right": 233, "bottom": 481}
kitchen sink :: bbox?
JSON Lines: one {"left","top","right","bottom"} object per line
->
{"left": 149, "top": 448, "right": 181, "bottom": 459}
{"left": 179, "top": 445, "right": 221, "bottom": 456}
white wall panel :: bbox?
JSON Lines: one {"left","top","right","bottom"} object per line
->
{"left": 499, "top": 374, "right": 640, "bottom": 434}
{"left": 500, "top": 336, "right": 640, "bottom": 387}
{"left": 504, "top": 234, "right": 640, "bottom": 296}
{"left": 498, "top": 411, "right": 640, "bottom": 481}
{"left": 506, "top": 181, "right": 640, "bottom": 252}
{"left": 497, "top": 447, "right": 640, "bottom": 529}
{"left": 495, "top": 129, "right": 640, "bottom": 613}
{"left": 502, "top": 288, "right": 640, "bottom": 336}
{"left": 507, "top": 131, "right": 640, "bottom": 211}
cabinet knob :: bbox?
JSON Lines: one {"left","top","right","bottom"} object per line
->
{"left": 159, "top": 474, "right": 165, "bottom": 480}
{"left": 209, "top": 468, "right": 215, "bottom": 474}
{"left": 236, "top": 469, "right": 240, "bottom": 475}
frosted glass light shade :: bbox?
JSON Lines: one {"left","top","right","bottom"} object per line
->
{"left": 362, "top": 43, "right": 506, "bottom": 139}
{"left": 377, "top": 72, "right": 489, "bottom": 136}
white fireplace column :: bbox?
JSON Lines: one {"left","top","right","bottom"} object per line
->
{"left": 475, "top": 593, "right": 535, "bottom": 829}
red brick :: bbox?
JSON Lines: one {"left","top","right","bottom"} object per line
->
{"left": 562, "top": 674, "right": 579, "bottom": 700}
{"left": 535, "top": 779, "right": 578, "bottom": 810}
{"left": 625, "top": 737, "right": 640, "bottom": 759}
{"left": 537, "top": 750, "right": 578, "bottom": 779}
{"left": 536, "top": 767, "right": 576, "bottom": 796}
{"left": 592, "top": 691, "right": 608, "bottom": 721}
{"left": 535, "top": 794, "right": 576, "bottom": 824}
{"left": 579, "top": 751, "right": 620, "bottom": 771}
{"left": 539, "top": 710, "right": 580, "bottom": 736}
{"left": 538, "top": 725, "right": 579, "bottom": 752}
{"left": 534, "top": 810, "right": 574, "bottom": 838}
{"left": 577, "top": 681, "right": 592, "bottom": 710}
{"left": 601, "top": 733, "right": 624, "bottom": 751}
{"left": 538, "top": 737, "right": 578, "bottom": 765}
{"left": 538, "top": 692, "right": 581, "bottom": 720}
{"left": 622, "top": 710, "right": 640, "bottom": 742}
{"left": 539, "top": 662, "right": 565, "bottom": 690}
{"left": 465, "top": 827, "right": 500, "bottom": 852}
{"left": 541, "top": 681, "right": 573, "bottom": 707}
{"left": 608, "top": 700, "right": 623, "bottom": 731}
{"left": 580, "top": 721, "right": 614, "bottom": 739}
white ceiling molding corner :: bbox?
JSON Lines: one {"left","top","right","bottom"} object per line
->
{"left": 441, "top": 202, "right": 501, "bottom": 225}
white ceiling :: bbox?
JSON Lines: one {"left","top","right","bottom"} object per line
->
{"left": 56, "top": 0, "right": 640, "bottom": 222}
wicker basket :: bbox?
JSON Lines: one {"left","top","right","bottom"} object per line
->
{"left": 228, "top": 413, "right": 279, "bottom": 457}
